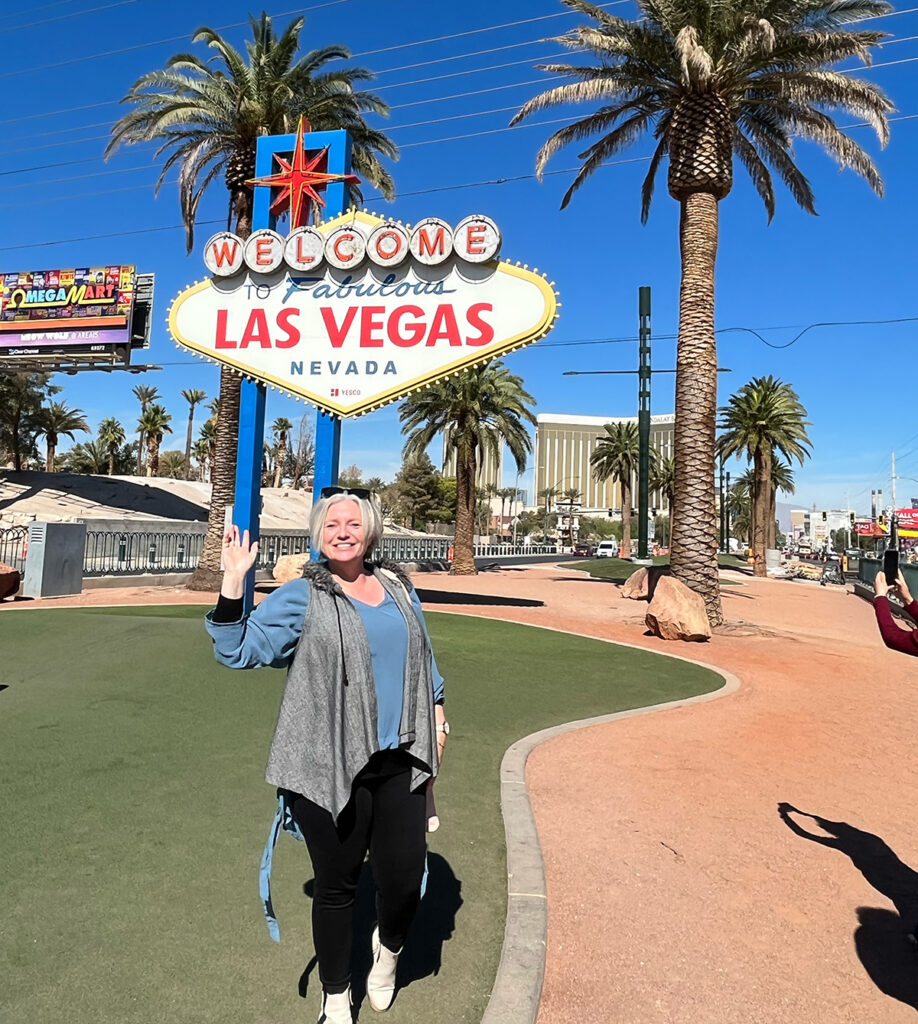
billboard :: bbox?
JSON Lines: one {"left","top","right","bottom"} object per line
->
{"left": 169, "top": 210, "right": 558, "bottom": 418}
{"left": 0, "top": 265, "right": 136, "bottom": 350}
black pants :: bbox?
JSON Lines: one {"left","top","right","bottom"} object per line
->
{"left": 288, "top": 751, "right": 427, "bottom": 994}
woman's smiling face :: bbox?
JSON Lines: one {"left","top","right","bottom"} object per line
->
{"left": 321, "top": 498, "right": 367, "bottom": 567}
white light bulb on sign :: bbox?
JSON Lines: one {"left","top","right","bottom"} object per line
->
{"left": 204, "top": 232, "right": 245, "bottom": 277}
{"left": 325, "top": 227, "right": 367, "bottom": 270}
{"left": 367, "top": 223, "right": 410, "bottom": 268}
{"left": 454, "top": 215, "right": 501, "bottom": 264}
{"left": 243, "top": 230, "right": 285, "bottom": 274}
{"left": 284, "top": 227, "right": 325, "bottom": 272}
{"left": 409, "top": 218, "right": 453, "bottom": 266}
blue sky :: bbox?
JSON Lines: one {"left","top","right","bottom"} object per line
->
{"left": 3, "top": 0, "right": 917, "bottom": 513}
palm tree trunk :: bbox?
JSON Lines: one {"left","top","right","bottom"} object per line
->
{"left": 136, "top": 431, "right": 145, "bottom": 475}
{"left": 621, "top": 478, "right": 632, "bottom": 558}
{"left": 108, "top": 450, "right": 115, "bottom": 476}
{"left": 273, "top": 437, "right": 287, "bottom": 488}
{"left": 452, "top": 441, "right": 477, "bottom": 575}
{"left": 188, "top": 366, "right": 242, "bottom": 590}
{"left": 670, "top": 193, "right": 723, "bottom": 626}
{"left": 184, "top": 409, "right": 194, "bottom": 481}
{"left": 767, "top": 488, "right": 777, "bottom": 549}
{"left": 668, "top": 500, "right": 673, "bottom": 548}
{"left": 752, "top": 446, "right": 771, "bottom": 577}
{"left": 46, "top": 440, "right": 55, "bottom": 473}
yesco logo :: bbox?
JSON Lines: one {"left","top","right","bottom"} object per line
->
{"left": 203, "top": 215, "right": 500, "bottom": 277}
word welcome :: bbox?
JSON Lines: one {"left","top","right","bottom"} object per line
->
{"left": 204, "top": 215, "right": 501, "bottom": 277}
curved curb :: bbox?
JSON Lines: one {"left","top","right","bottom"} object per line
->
{"left": 476, "top": 623, "right": 742, "bottom": 1024}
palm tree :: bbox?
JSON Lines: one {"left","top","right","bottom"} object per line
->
{"left": 132, "top": 385, "right": 160, "bottom": 475}
{"left": 158, "top": 450, "right": 187, "bottom": 478}
{"left": 769, "top": 460, "right": 795, "bottom": 548}
{"left": 37, "top": 401, "right": 89, "bottom": 472}
{"left": 727, "top": 477, "right": 753, "bottom": 545}
{"left": 400, "top": 361, "right": 536, "bottom": 575}
{"left": 650, "top": 452, "right": 676, "bottom": 546}
{"left": 539, "top": 485, "right": 559, "bottom": 541}
{"left": 590, "top": 421, "right": 640, "bottom": 558}
{"left": 719, "top": 376, "right": 811, "bottom": 576}
{"left": 560, "top": 486, "right": 582, "bottom": 547}
{"left": 496, "top": 486, "right": 518, "bottom": 540}
{"left": 180, "top": 389, "right": 207, "bottom": 481}
{"left": 191, "top": 437, "right": 210, "bottom": 482}
{"left": 137, "top": 404, "right": 173, "bottom": 477}
{"left": 513, "top": 0, "right": 890, "bottom": 623}
{"left": 106, "top": 13, "right": 398, "bottom": 591}
{"left": 65, "top": 439, "right": 109, "bottom": 475}
{"left": 98, "top": 417, "right": 126, "bottom": 476}
{"left": 271, "top": 417, "right": 293, "bottom": 488}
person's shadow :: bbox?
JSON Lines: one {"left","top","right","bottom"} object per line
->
{"left": 298, "top": 853, "right": 462, "bottom": 1009}
{"left": 778, "top": 802, "right": 918, "bottom": 1010}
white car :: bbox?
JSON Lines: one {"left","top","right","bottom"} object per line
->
{"left": 595, "top": 540, "right": 620, "bottom": 558}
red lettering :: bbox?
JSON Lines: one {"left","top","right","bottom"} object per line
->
{"left": 240, "top": 309, "right": 271, "bottom": 348}
{"left": 465, "top": 224, "right": 486, "bottom": 255}
{"left": 320, "top": 306, "right": 358, "bottom": 348}
{"left": 214, "top": 309, "right": 236, "bottom": 348}
{"left": 418, "top": 227, "right": 445, "bottom": 257}
{"left": 210, "top": 238, "right": 240, "bottom": 267}
{"left": 275, "top": 308, "right": 300, "bottom": 349}
{"left": 387, "top": 305, "right": 426, "bottom": 347}
{"left": 333, "top": 233, "right": 357, "bottom": 263}
{"left": 375, "top": 230, "right": 403, "bottom": 261}
{"left": 255, "top": 238, "right": 273, "bottom": 265}
{"left": 360, "top": 306, "right": 385, "bottom": 347}
{"left": 426, "top": 305, "right": 461, "bottom": 347}
{"left": 465, "top": 303, "right": 494, "bottom": 346}
{"left": 295, "top": 235, "right": 317, "bottom": 264}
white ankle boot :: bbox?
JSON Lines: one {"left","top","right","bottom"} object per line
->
{"left": 366, "top": 926, "right": 401, "bottom": 1011}
{"left": 318, "top": 986, "right": 352, "bottom": 1024}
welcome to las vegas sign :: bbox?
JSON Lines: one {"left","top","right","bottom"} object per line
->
{"left": 168, "top": 209, "right": 559, "bottom": 418}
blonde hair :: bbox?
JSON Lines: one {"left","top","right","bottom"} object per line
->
{"left": 310, "top": 491, "right": 384, "bottom": 557}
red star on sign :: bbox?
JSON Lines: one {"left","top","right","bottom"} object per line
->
{"left": 247, "top": 116, "right": 361, "bottom": 228}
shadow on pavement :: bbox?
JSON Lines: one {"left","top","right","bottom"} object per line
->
{"left": 416, "top": 588, "right": 544, "bottom": 608}
{"left": 778, "top": 802, "right": 918, "bottom": 1011}
{"left": 298, "top": 853, "right": 462, "bottom": 1007}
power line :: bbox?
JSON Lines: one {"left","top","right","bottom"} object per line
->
{"left": 0, "top": 0, "right": 140, "bottom": 34}
{"left": 0, "top": 0, "right": 626, "bottom": 81}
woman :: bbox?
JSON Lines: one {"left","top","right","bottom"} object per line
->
{"left": 205, "top": 488, "right": 447, "bottom": 1023}
{"left": 873, "top": 569, "right": 918, "bottom": 655}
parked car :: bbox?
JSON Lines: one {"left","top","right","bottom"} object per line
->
{"left": 573, "top": 542, "right": 594, "bottom": 557}
{"left": 595, "top": 540, "right": 620, "bottom": 558}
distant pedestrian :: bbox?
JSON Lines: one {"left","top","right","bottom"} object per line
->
{"left": 873, "top": 570, "right": 918, "bottom": 656}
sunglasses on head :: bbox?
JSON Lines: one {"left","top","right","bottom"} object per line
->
{"left": 320, "top": 486, "right": 372, "bottom": 500}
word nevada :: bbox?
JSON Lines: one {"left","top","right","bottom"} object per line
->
{"left": 203, "top": 215, "right": 501, "bottom": 276}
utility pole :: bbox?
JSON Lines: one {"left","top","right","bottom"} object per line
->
{"left": 719, "top": 452, "right": 725, "bottom": 552}
{"left": 892, "top": 451, "right": 897, "bottom": 512}
{"left": 637, "top": 286, "right": 651, "bottom": 562}
{"left": 725, "top": 470, "right": 731, "bottom": 554}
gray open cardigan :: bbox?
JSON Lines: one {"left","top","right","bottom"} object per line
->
{"left": 264, "top": 560, "right": 439, "bottom": 821}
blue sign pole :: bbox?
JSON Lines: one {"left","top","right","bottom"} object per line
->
{"left": 234, "top": 128, "right": 352, "bottom": 610}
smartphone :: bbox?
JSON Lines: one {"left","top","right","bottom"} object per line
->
{"left": 884, "top": 547, "right": 899, "bottom": 586}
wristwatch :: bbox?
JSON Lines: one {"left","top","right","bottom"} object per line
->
{"left": 436, "top": 721, "right": 450, "bottom": 735}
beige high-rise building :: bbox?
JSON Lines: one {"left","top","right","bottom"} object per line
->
{"left": 533, "top": 412, "right": 675, "bottom": 513}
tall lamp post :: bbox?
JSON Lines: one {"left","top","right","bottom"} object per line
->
{"left": 636, "top": 286, "right": 651, "bottom": 562}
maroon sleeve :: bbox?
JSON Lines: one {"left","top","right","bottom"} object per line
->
{"left": 874, "top": 596, "right": 918, "bottom": 656}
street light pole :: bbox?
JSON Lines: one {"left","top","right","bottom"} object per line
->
{"left": 725, "top": 470, "right": 731, "bottom": 554}
{"left": 637, "top": 286, "right": 651, "bottom": 562}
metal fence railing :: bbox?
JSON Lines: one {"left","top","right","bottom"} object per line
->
{"left": 0, "top": 525, "right": 28, "bottom": 573}
{"left": 77, "top": 528, "right": 560, "bottom": 578}
{"left": 858, "top": 555, "right": 918, "bottom": 596}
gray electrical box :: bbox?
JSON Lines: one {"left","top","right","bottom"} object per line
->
{"left": 22, "top": 522, "right": 87, "bottom": 599}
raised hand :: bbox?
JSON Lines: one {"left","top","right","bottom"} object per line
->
{"left": 897, "top": 569, "right": 913, "bottom": 605}
{"left": 221, "top": 526, "right": 259, "bottom": 596}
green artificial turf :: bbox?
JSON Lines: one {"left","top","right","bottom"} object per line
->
{"left": 0, "top": 606, "right": 722, "bottom": 1024}
{"left": 561, "top": 554, "right": 749, "bottom": 584}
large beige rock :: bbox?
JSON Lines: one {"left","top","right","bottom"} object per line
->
{"left": 621, "top": 567, "right": 649, "bottom": 599}
{"left": 645, "top": 575, "right": 712, "bottom": 642}
{"left": 273, "top": 552, "right": 310, "bottom": 584}
{"left": 622, "top": 565, "right": 672, "bottom": 600}
{"left": 0, "top": 561, "right": 21, "bottom": 601}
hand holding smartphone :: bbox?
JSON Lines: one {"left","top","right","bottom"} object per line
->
{"left": 884, "top": 547, "right": 899, "bottom": 586}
